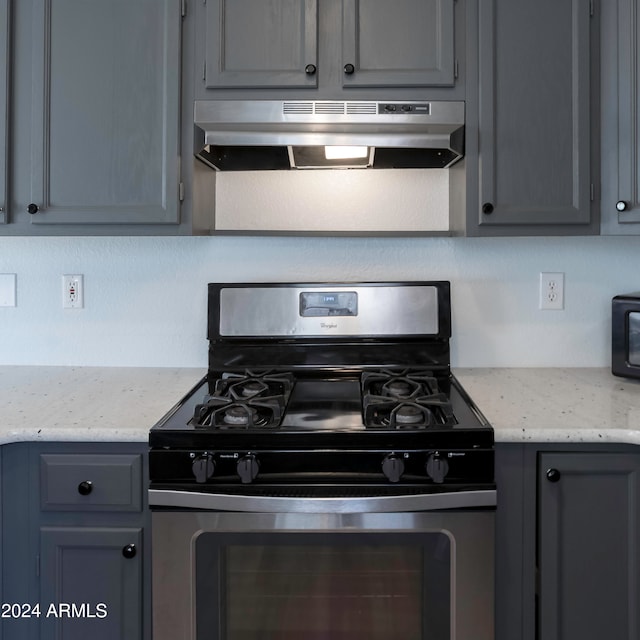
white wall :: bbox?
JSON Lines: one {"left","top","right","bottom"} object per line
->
{"left": 0, "top": 234, "right": 637, "bottom": 368}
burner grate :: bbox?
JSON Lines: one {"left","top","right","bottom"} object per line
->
{"left": 191, "top": 370, "right": 294, "bottom": 429}
{"left": 361, "top": 369, "right": 456, "bottom": 429}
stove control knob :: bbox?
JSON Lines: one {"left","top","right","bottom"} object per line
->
{"left": 192, "top": 454, "right": 215, "bottom": 483}
{"left": 382, "top": 454, "right": 405, "bottom": 483}
{"left": 426, "top": 453, "right": 449, "bottom": 484}
{"left": 237, "top": 455, "right": 260, "bottom": 484}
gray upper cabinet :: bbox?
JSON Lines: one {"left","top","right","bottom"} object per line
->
{"left": 27, "top": 0, "right": 181, "bottom": 226}
{"left": 537, "top": 452, "right": 640, "bottom": 640}
{"left": 0, "top": 0, "right": 8, "bottom": 225}
{"left": 204, "top": 0, "right": 319, "bottom": 89}
{"left": 462, "top": 0, "right": 599, "bottom": 236}
{"left": 601, "top": 0, "right": 640, "bottom": 233}
{"left": 341, "top": 0, "right": 455, "bottom": 88}
{"left": 199, "top": 0, "right": 457, "bottom": 95}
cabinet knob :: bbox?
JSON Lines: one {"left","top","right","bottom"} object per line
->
{"left": 546, "top": 468, "right": 561, "bottom": 483}
{"left": 482, "top": 202, "right": 494, "bottom": 214}
{"left": 344, "top": 63, "right": 355, "bottom": 75}
{"left": 616, "top": 200, "right": 628, "bottom": 212}
{"left": 77, "top": 480, "right": 93, "bottom": 495}
{"left": 122, "top": 544, "right": 137, "bottom": 559}
{"left": 305, "top": 64, "right": 316, "bottom": 75}
{"left": 27, "top": 203, "right": 39, "bottom": 214}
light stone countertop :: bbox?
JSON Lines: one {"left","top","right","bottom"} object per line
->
{"left": 0, "top": 366, "right": 206, "bottom": 444}
{"left": 455, "top": 368, "right": 640, "bottom": 445}
{"left": 1, "top": 366, "right": 640, "bottom": 446}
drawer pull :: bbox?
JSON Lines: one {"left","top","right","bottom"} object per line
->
{"left": 77, "top": 480, "right": 93, "bottom": 495}
{"left": 122, "top": 544, "right": 137, "bottom": 559}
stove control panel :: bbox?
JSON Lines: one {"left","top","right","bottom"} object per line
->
{"left": 152, "top": 447, "right": 493, "bottom": 488}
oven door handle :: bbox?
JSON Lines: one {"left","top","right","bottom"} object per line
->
{"left": 148, "top": 489, "right": 496, "bottom": 513}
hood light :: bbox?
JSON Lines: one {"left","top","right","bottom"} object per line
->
{"left": 324, "top": 145, "right": 369, "bottom": 160}
{"left": 288, "top": 145, "right": 374, "bottom": 168}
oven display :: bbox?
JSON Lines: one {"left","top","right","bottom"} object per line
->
{"left": 299, "top": 291, "right": 358, "bottom": 317}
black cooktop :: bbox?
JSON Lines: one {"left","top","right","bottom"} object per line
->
{"left": 149, "top": 368, "right": 492, "bottom": 451}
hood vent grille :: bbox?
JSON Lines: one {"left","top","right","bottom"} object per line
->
{"left": 282, "top": 101, "right": 379, "bottom": 116}
{"left": 282, "top": 102, "right": 314, "bottom": 115}
{"left": 346, "top": 102, "right": 378, "bottom": 115}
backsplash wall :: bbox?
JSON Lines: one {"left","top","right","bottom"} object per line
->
{"left": 0, "top": 234, "right": 637, "bottom": 368}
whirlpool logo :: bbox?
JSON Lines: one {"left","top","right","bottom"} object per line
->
{"left": 320, "top": 322, "right": 338, "bottom": 329}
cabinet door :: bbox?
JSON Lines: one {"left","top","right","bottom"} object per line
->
{"left": 341, "top": 0, "right": 455, "bottom": 88}
{"left": 601, "top": 0, "right": 640, "bottom": 232}
{"left": 28, "top": 0, "right": 181, "bottom": 225}
{"left": 0, "top": 0, "right": 8, "bottom": 225}
{"left": 538, "top": 453, "right": 640, "bottom": 640}
{"left": 203, "top": 0, "right": 318, "bottom": 89}
{"left": 40, "top": 527, "right": 142, "bottom": 640}
{"left": 476, "top": 0, "right": 593, "bottom": 229}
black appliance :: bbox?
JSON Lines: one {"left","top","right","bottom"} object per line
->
{"left": 613, "top": 292, "right": 640, "bottom": 379}
{"left": 149, "top": 282, "right": 494, "bottom": 506}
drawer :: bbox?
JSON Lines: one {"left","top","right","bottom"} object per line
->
{"left": 40, "top": 454, "right": 142, "bottom": 512}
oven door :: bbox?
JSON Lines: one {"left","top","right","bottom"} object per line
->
{"left": 151, "top": 492, "right": 494, "bottom": 640}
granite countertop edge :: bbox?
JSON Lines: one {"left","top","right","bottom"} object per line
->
{"left": 1, "top": 366, "right": 640, "bottom": 446}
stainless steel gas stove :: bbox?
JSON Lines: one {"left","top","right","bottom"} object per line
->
{"left": 149, "top": 283, "right": 495, "bottom": 640}
{"left": 149, "top": 282, "right": 494, "bottom": 508}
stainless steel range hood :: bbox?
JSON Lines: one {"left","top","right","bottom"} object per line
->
{"left": 194, "top": 100, "right": 464, "bottom": 170}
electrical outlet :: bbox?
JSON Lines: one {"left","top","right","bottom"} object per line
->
{"left": 539, "top": 272, "right": 564, "bottom": 310}
{"left": 62, "top": 274, "right": 84, "bottom": 309}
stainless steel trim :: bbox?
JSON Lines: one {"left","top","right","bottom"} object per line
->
{"left": 218, "top": 285, "right": 439, "bottom": 337}
{"left": 195, "top": 99, "right": 464, "bottom": 128}
{"left": 148, "top": 488, "right": 496, "bottom": 513}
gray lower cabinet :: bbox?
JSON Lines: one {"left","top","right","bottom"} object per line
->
{"left": 496, "top": 444, "right": 640, "bottom": 640}
{"left": 601, "top": 0, "right": 640, "bottom": 233}
{"left": 461, "top": 0, "right": 599, "bottom": 236}
{"left": 39, "top": 527, "right": 142, "bottom": 640}
{"left": 0, "top": 0, "right": 8, "bottom": 225}
{"left": 537, "top": 451, "right": 640, "bottom": 640}
{"left": 1, "top": 442, "right": 150, "bottom": 640}
{"left": 198, "top": 0, "right": 458, "bottom": 95}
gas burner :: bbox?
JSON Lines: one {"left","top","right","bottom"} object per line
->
{"left": 362, "top": 369, "right": 456, "bottom": 429}
{"left": 191, "top": 370, "right": 294, "bottom": 429}
{"left": 394, "top": 404, "right": 427, "bottom": 425}
{"left": 192, "top": 397, "right": 284, "bottom": 429}
{"left": 223, "top": 405, "right": 258, "bottom": 426}
{"left": 212, "top": 370, "right": 295, "bottom": 402}
{"left": 362, "top": 369, "right": 440, "bottom": 400}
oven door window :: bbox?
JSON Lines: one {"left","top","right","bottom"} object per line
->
{"left": 196, "top": 532, "right": 450, "bottom": 640}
